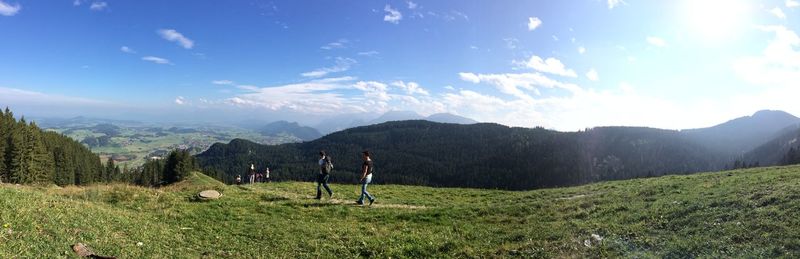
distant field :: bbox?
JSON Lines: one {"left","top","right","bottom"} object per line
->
{"left": 3, "top": 166, "right": 800, "bottom": 257}
{"left": 47, "top": 124, "right": 298, "bottom": 167}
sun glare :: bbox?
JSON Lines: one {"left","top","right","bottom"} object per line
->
{"left": 683, "top": 0, "right": 751, "bottom": 42}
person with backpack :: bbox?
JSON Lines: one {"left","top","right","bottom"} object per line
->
{"left": 356, "top": 150, "right": 376, "bottom": 206}
{"left": 315, "top": 151, "right": 334, "bottom": 199}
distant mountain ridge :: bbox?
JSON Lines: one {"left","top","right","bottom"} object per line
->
{"left": 259, "top": 121, "right": 322, "bottom": 141}
{"left": 198, "top": 110, "right": 800, "bottom": 190}
{"left": 681, "top": 110, "right": 800, "bottom": 155}
{"left": 198, "top": 121, "right": 723, "bottom": 190}
{"left": 314, "top": 111, "right": 478, "bottom": 134}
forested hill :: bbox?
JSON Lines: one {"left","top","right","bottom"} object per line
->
{"left": 0, "top": 108, "right": 104, "bottom": 185}
{"left": 197, "top": 120, "right": 725, "bottom": 190}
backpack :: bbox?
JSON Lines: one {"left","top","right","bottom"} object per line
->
{"left": 322, "top": 157, "right": 333, "bottom": 174}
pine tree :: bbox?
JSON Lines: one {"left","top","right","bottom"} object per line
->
{"left": 27, "top": 122, "right": 54, "bottom": 183}
{"left": 0, "top": 108, "right": 9, "bottom": 183}
{"left": 9, "top": 118, "right": 30, "bottom": 184}
{"left": 105, "top": 157, "right": 115, "bottom": 183}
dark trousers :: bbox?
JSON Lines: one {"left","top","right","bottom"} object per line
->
{"left": 316, "top": 173, "right": 332, "bottom": 198}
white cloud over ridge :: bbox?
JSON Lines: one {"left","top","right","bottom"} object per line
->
{"left": 158, "top": 29, "right": 194, "bottom": 49}
{"left": 770, "top": 7, "right": 787, "bottom": 19}
{"left": 89, "top": 2, "right": 107, "bottom": 11}
{"left": 646, "top": 36, "right": 667, "bottom": 47}
{"left": 519, "top": 56, "right": 578, "bottom": 77}
{"left": 142, "top": 56, "right": 171, "bottom": 64}
{"left": 321, "top": 39, "right": 349, "bottom": 50}
{"left": 384, "top": 5, "right": 402, "bottom": 24}
{"left": 0, "top": 0, "right": 21, "bottom": 16}
{"left": 586, "top": 68, "right": 599, "bottom": 81}
{"left": 301, "top": 57, "right": 356, "bottom": 78}
{"left": 120, "top": 46, "right": 135, "bottom": 53}
{"left": 607, "top": 0, "right": 625, "bottom": 9}
{"left": 528, "top": 17, "right": 542, "bottom": 31}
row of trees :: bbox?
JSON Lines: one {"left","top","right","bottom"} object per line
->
{"left": 93, "top": 149, "right": 198, "bottom": 187}
{"left": 0, "top": 108, "right": 105, "bottom": 185}
{"left": 197, "top": 121, "right": 728, "bottom": 190}
{"left": 782, "top": 147, "right": 800, "bottom": 166}
{"left": 0, "top": 107, "right": 197, "bottom": 187}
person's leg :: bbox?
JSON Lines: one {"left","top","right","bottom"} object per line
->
{"left": 357, "top": 180, "right": 367, "bottom": 203}
{"left": 364, "top": 175, "right": 374, "bottom": 202}
{"left": 315, "top": 174, "right": 323, "bottom": 199}
{"left": 322, "top": 174, "right": 333, "bottom": 196}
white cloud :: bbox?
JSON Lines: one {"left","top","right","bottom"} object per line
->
{"left": 120, "top": 46, "right": 135, "bottom": 54}
{"left": 733, "top": 25, "right": 800, "bottom": 87}
{"left": 607, "top": 0, "right": 626, "bottom": 9}
{"left": 357, "top": 51, "right": 379, "bottom": 57}
{"left": 237, "top": 85, "right": 260, "bottom": 92}
{"left": 73, "top": 0, "right": 82, "bottom": 6}
{"left": 0, "top": 0, "right": 21, "bottom": 16}
{"left": 321, "top": 39, "right": 348, "bottom": 50}
{"left": 770, "top": 7, "right": 787, "bottom": 19}
{"left": 384, "top": 5, "right": 402, "bottom": 24}
{"left": 578, "top": 46, "right": 586, "bottom": 54}
{"left": 226, "top": 79, "right": 357, "bottom": 113}
{"left": 407, "top": 1, "right": 417, "bottom": 9}
{"left": 527, "top": 17, "right": 542, "bottom": 31}
{"left": 586, "top": 68, "right": 599, "bottom": 81}
{"left": 89, "top": 2, "right": 107, "bottom": 11}
{"left": 174, "top": 96, "right": 186, "bottom": 105}
{"left": 459, "top": 71, "right": 581, "bottom": 100}
{"left": 212, "top": 80, "right": 235, "bottom": 85}
{"left": 141, "top": 56, "right": 171, "bottom": 65}
{"left": 157, "top": 29, "right": 194, "bottom": 49}
{"left": 301, "top": 57, "right": 356, "bottom": 78}
{"left": 787, "top": 0, "right": 799, "bottom": 8}
{"left": 646, "top": 36, "right": 667, "bottom": 47}
{"left": 503, "top": 38, "right": 519, "bottom": 49}
{"left": 391, "top": 81, "right": 430, "bottom": 95}
{"left": 519, "top": 56, "right": 578, "bottom": 77}
{"left": 0, "top": 87, "right": 114, "bottom": 107}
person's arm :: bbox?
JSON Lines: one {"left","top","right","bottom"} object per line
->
{"left": 360, "top": 163, "right": 368, "bottom": 180}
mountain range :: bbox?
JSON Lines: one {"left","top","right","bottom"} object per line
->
{"left": 259, "top": 121, "right": 323, "bottom": 142}
{"left": 197, "top": 110, "right": 800, "bottom": 190}
{"left": 314, "top": 111, "right": 478, "bottom": 134}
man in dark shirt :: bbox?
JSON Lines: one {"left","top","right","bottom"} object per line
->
{"left": 356, "top": 150, "right": 376, "bottom": 206}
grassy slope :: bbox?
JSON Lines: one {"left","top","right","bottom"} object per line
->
{"left": 3, "top": 167, "right": 800, "bottom": 258}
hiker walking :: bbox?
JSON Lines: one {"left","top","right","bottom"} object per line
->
{"left": 356, "top": 150, "right": 376, "bottom": 206}
{"left": 265, "top": 167, "right": 271, "bottom": 183}
{"left": 315, "top": 151, "right": 334, "bottom": 199}
{"left": 249, "top": 163, "right": 256, "bottom": 184}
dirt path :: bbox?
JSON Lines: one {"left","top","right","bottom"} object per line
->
{"left": 245, "top": 186, "right": 430, "bottom": 210}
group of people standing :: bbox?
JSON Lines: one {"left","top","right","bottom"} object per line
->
{"left": 235, "top": 164, "right": 270, "bottom": 185}
{"left": 315, "top": 150, "right": 376, "bottom": 206}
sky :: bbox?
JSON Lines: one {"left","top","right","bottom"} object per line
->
{"left": 1, "top": 0, "right": 800, "bottom": 131}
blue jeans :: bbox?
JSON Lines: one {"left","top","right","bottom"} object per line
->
{"left": 358, "top": 174, "right": 374, "bottom": 202}
{"left": 316, "top": 173, "right": 332, "bottom": 198}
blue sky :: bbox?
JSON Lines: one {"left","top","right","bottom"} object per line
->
{"left": 1, "top": 0, "right": 799, "bottom": 130}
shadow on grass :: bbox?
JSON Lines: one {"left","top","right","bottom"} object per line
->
{"left": 261, "top": 194, "right": 290, "bottom": 202}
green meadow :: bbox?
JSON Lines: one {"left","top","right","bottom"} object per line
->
{"left": 3, "top": 166, "right": 800, "bottom": 258}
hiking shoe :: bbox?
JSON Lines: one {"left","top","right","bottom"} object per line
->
{"left": 369, "top": 199, "right": 375, "bottom": 206}
{"left": 313, "top": 197, "right": 321, "bottom": 200}
{"left": 329, "top": 192, "right": 334, "bottom": 199}
{"left": 356, "top": 200, "right": 364, "bottom": 205}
